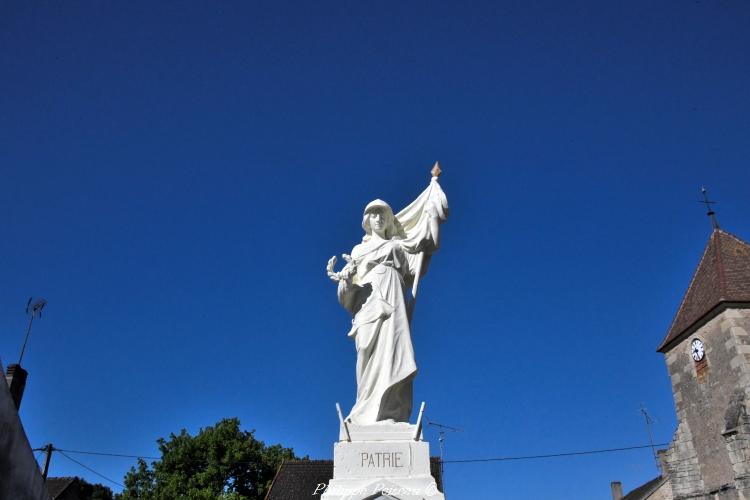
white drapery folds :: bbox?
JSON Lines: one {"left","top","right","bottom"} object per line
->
{"left": 395, "top": 176, "right": 449, "bottom": 256}
{"left": 336, "top": 176, "right": 449, "bottom": 425}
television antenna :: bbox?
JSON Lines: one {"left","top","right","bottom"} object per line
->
{"left": 426, "top": 419, "right": 461, "bottom": 495}
{"left": 18, "top": 297, "right": 47, "bottom": 365}
{"left": 640, "top": 404, "right": 659, "bottom": 473}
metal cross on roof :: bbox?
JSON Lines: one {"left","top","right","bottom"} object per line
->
{"left": 700, "top": 187, "right": 720, "bottom": 230}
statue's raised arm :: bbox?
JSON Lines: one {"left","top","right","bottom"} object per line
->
{"left": 394, "top": 161, "right": 449, "bottom": 299}
{"left": 326, "top": 163, "right": 449, "bottom": 425}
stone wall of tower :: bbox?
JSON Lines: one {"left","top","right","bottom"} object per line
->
{"left": 650, "top": 480, "right": 674, "bottom": 500}
{"left": 662, "top": 420, "right": 704, "bottom": 497}
{"left": 663, "top": 308, "right": 750, "bottom": 498}
{"left": 724, "top": 399, "right": 750, "bottom": 493}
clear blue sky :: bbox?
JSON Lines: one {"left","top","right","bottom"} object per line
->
{"left": 2, "top": 1, "right": 750, "bottom": 498}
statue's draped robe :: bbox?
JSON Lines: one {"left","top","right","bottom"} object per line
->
{"left": 337, "top": 178, "right": 448, "bottom": 424}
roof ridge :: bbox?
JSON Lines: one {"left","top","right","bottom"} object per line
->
{"left": 283, "top": 459, "right": 333, "bottom": 464}
{"left": 715, "top": 230, "right": 728, "bottom": 299}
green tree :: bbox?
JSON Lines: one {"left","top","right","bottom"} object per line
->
{"left": 117, "top": 418, "right": 297, "bottom": 500}
{"left": 78, "top": 478, "right": 114, "bottom": 500}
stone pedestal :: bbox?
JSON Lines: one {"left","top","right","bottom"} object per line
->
{"left": 321, "top": 422, "right": 444, "bottom": 500}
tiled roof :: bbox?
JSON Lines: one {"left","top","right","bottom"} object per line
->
{"left": 658, "top": 229, "right": 750, "bottom": 352}
{"left": 265, "top": 460, "right": 332, "bottom": 499}
{"left": 265, "top": 457, "right": 443, "bottom": 499}
{"left": 622, "top": 476, "right": 666, "bottom": 500}
{"left": 46, "top": 476, "right": 77, "bottom": 498}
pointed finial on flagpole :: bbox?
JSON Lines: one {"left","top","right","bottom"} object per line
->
{"left": 700, "top": 187, "right": 720, "bottom": 230}
{"left": 431, "top": 161, "right": 442, "bottom": 179}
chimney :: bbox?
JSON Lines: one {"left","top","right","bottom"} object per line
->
{"left": 610, "top": 481, "right": 623, "bottom": 500}
{"left": 5, "top": 363, "right": 28, "bottom": 410}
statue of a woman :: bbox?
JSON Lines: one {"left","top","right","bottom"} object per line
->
{"left": 327, "top": 168, "right": 448, "bottom": 425}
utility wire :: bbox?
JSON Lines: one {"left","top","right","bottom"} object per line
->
{"left": 57, "top": 450, "right": 125, "bottom": 489}
{"left": 50, "top": 442, "right": 668, "bottom": 466}
{"left": 56, "top": 448, "right": 159, "bottom": 460}
{"left": 443, "top": 443, "right": 669, "bottom": 464}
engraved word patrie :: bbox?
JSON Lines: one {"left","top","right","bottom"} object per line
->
{"left": 360, "top": 451, "right": 404, "bottom": 468}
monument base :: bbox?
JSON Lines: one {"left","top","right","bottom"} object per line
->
{"left": 322, "top": 422, "right": 444, "bottom": 500}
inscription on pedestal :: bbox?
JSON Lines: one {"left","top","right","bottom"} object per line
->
{"left": 333, "top": 441, "right": 416, "bottom": 478}
{"left": 360, "top": 451, "right": 404, "bottom": 468}
{"left": 324, "top": 437, "right": 443, "bottom": 499}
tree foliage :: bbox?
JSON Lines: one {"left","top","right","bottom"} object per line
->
{"left": 74, "top": 477, "right": 114, "bottom": 500}
{"left": 117, "top": 418, "right": 296, "bottom": 500}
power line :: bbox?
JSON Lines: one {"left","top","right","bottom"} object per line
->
{"left": 442, "top": 443, "right": 669, "bottom": 464}
{"left": 57, "top": 450, "right": 125, "bottom": 489}
{"left": 53, "top": 447, "right": 262, "bottom": 464}
{"left": 50, "top": 442, "right": 668, "bottom": 467}
{"left": 55, "top": 448, "right": 159, "bottom": 460}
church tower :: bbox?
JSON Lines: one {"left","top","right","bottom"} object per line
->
{"left": 657, "top": 226, "right": 750, "bottom": 499}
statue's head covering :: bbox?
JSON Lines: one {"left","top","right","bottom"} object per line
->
{"left": 362, "top": 199, "right": 406, "bottom": 240}
{"left": 363, "top": 199, "right": 391, "bottom": 215}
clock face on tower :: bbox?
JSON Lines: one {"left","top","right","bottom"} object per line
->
{"left": 691, "top": 338, "right": 705, "bottom": 362}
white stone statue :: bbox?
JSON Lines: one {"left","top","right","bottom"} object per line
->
{"left": 327, "top": 164, "right": 448, "bottom": 426}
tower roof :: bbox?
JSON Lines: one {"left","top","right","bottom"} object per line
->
{"left": 658, "top": 229, "right": 750, "bottom": 352}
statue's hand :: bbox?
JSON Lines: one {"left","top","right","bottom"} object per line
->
{"left": 326, "top": 255, "right": 339, "bottom": 282}
{"left": 339, "top": 266, "right": 354, "bottom": 281}
{"left": 327, "top": 254, "right": 357, "bottom": 283}
{"left": 339, "top": 254, "right": 357, "bottom": 281}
